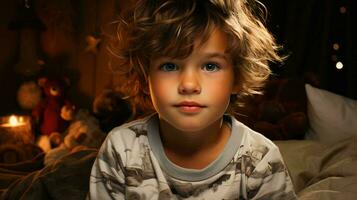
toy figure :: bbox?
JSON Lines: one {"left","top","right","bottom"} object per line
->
{"left": 32, "top": 77, "right": 75, "bottom": 151}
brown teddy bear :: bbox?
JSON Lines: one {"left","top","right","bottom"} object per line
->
{"left": 235, "top": 78, "right": 309, "bottom": 140}
{"left": 92, "top": 89, "right": 132, "bottom": 132}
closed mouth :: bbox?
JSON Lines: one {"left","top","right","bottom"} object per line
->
{"left": 174, "top": 101, "right": 206, "bottom": 108}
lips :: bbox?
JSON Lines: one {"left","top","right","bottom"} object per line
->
{"left": 173, "top": 101, "right": 206, "bottom": 113}
{"left": 174, "top": 101, "right": 205, "bottom": 107}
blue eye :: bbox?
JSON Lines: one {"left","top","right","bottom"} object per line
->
{"left": 159, "top": 63, "right": 178, "bottom": 71}
{"left": 203, "top": 63, "right": 220, "bottom": 72}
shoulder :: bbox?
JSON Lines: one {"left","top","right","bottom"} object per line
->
{"left": 101, "top": 115, "right": 153, "bottom": 152}
{"left": 229, "top": 117, "right": 296, "bottom": 199}
{"left": 233, "top": 116, "right": 278, "bottom": 149}
{"left": 231, "top": 116, "right": 280, "bottom": 162}
{"left": 110, "top": 115, "right": 151, "bottom": 137}
{"left": 95, "top": 115, "right": 156, "bottom": 168}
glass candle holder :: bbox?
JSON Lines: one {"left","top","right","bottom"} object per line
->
{"left": 0, "top": 115, "right": 34, "bottom": 144}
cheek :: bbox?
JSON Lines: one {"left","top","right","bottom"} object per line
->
{"left": 209, "top": 84, "right": 232, "bottom": 104}
{"left": 148, "top": 77, "right": 174, "bottom": 105}
{"left": 206, "top": 75, "right": 234, "bottom": 103}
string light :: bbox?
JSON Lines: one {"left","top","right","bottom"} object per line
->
{"left": 333, "top": 43, "right": 340, "bottom": 51}
{"left": 336, "top": 61, "right": 343, "bottom": 70}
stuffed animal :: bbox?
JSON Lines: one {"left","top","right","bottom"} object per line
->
{"left": 17, "top": 81, "right": 42, "bottom": 110}
{"left": 235, "top": 78, "right": 308, "bottom": 140}
{"left": 92, "top": 89, "right": 132, "bottom": 132}
{"left": 32, "top": 77, "right": 75, "bottom": 151}
{"left": 44, "top": 109, "right": 106, "bottom": 165}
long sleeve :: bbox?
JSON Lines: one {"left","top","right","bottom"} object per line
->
{"left": 241, "top": 145, "right": 297, "bottom": 200}
{"left": 87, "top": 135, "right": 126, "bottom": 200}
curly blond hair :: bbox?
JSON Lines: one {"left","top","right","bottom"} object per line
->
{"left": 109, "top": 0, "right": 283, "bottom": 117}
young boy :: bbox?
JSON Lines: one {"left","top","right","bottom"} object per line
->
{"left": 88, "top": 0, "right": 297, "bottom": 199}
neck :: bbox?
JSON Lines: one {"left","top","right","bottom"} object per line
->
{"left": 158, "top": 117, "right": 231, "bottom": 169}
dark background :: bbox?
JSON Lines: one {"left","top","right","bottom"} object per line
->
{"left": 262, "top": 0, "right": 357, "bottom": 99}
{"left": 0, "top": 0, "right": 356, "bottom": 116}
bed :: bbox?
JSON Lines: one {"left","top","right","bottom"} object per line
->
{"left": 276, "top": 138, "right": 357, "bottom": 200}
{"left": 1, "top": 84, "right": 357, "bottom": 199}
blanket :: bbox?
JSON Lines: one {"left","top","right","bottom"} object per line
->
{"left": 1, "top": 136, "right": 357, "bottom": 200}
{"left": 275, "top": 136, "right": 357, "bottom": 200}
{"left": 0, "top": 149, "right": 97, "bottom": 200}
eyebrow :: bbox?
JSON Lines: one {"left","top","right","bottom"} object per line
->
{"left": 202, "top": 52, "right": 229, "bottom": 60}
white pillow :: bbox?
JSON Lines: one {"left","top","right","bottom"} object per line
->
{"left": 305, "top": 84, "right": 357, "bottom": 144}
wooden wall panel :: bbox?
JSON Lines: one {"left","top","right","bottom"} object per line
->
{"left": 0, "top": 0, "right": 24, "bottom": 115}
{"left": 0, "top": 0, "right": 122, "bottom": 114}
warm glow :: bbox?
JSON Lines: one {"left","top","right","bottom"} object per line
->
{"left": 2, "top": 115, "right": 26, "bottom": 127}
{"left": 0, "top": 115, "right": 34, "bottom": 144}
{"left": 9, "top": 115, "right": 20, "bottom": 126}
{"left": 336, "top": 61, "right": 343, "bottom": 70}
{"left": 333, "top": 43, "right": 339, "bottom": 51}
{"left": 340, "top": 6, "right": 347, "bottom": 14}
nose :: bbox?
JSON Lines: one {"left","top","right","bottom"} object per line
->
{"left": 178, "top": 69, "right": 201, "bottom": 95}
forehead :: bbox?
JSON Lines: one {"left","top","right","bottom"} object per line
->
{"left": 193, "top": 28, "right": 229, "bottom": 55}
{"left": 151, "top": 27, "right": 230, "bottom": 61}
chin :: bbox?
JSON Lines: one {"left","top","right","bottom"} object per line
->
{"left": 166, "top": 115, "right": 221, "bottom": 133}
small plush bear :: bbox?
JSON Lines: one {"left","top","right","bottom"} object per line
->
{"left": 235, "top": 78, "right": 309, "bottom": 140}
{"left": 32, "top": 77, "right": 75, "bottom": 151}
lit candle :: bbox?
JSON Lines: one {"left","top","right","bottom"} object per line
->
{"left": 2, "top": 115, "right": 26, "bottom": 127}
{"left": 0, "top": 115, "right": 34, "bottom": 144}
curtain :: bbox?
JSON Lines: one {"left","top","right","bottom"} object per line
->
{"left": 261, "top": 0, "right": 357, "bottom": 99}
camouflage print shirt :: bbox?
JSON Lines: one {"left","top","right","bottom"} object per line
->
{"left": 88, "top": 114, "right": 297, "bottom": 200}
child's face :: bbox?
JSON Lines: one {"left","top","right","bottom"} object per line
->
{"left": 148, "top": 28, "right": 236, "bottom": 132}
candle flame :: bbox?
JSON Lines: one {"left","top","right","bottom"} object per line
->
{"left": 9, "top": 115, "right": 20, "bottom": 126}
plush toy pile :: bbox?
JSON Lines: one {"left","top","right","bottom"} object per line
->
{"left": 235, "top": 78, "right": 309, "bottom": 140}
{"left": 44, "top": 109, "right": 106, "bottom": 165}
